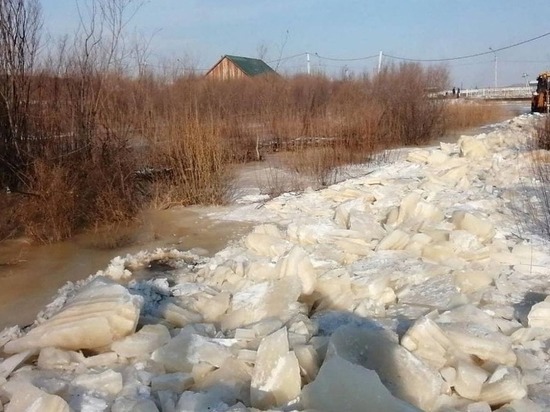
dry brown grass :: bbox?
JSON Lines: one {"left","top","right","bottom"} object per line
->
{"left": 442, "top": 101, "right": 511, "bottom": 132}
{"left": 147, "top": 116, "right": 233, "bottom": 209}
{"left": 1, "top": 60, "right": 450, "bottom": 242}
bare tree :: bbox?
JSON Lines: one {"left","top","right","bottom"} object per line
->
{"left": 0, "top": 0, "right": 42, "bottom": 189}
{"left": 64, "top": 0, "right": 141, "bottom": 146}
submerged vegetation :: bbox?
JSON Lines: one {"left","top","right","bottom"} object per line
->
{"left": 0, "top": 0, "right": 519, "bottom": 243}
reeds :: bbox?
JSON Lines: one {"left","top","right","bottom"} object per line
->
{"left": 442, "top": 101, "right": 511, "bottom": 131}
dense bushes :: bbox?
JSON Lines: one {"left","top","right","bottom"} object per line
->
{"left": 0, "top": 65, "right": 453, "bottom": 242}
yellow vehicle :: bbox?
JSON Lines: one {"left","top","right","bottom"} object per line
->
{"left": 532, "top": 72, "right": 550, "bottom": 113}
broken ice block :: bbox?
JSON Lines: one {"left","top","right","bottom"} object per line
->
{"left": 333, "top": 237, "right": 372, "bottom": 257}
{"left": 454, "top": 270, "right": 493, "bottom": 293}
{"left": 301, "top": 356, "right": 421, "bottom": 412}
{"left": 527, "top": 296, "right": 550, "bottom": 328}
{"left": 401, "top": 317, "right": 453, "bottom": 369}
{"left": 464, "top": 402, "right": 492, "bottom": 412}
{"left": 4, "top": 277, "right": 141, "bottom": 354}
{"left": 405, "top": 233, "right": 433, "bottom": 254}
{"left": 293, "top": 344, "right": 320, "bottom": 383}
{"left": 3, "top": 381, "right": 70, "bottom": 412}
{"left": 438, "top": 305, "right": 499, "bottom": 332}
{"left": 421, "top": 242, "right": 458, "bottom": 265}
{"left": 286, "top": 313, "right": 317, "bottom": 342}
{"left": 376, "top": 229, "right": 410, "bottom": 251}
{"left": 150, "top": 372, "right": 194, "bottom": 392}
{"left": 250, "top": 318, "right": 285, "bottom": 339}
{"left": 156, "top": 301, "right": 202, "bottom": 327}
{"left": 348, "top": 210, "right": 386, "bottom": 241}
{"left": 453, "top": 360, "right": 489, "bottom": 400}
{"left": 0, "top": 350, "right": 35, "bottom": 378}
{"left": 395, "top": 192, "right": 422, "bottom": 226}
{"left": 311, "top": 275, "right": 355, "bottom": 312}
{"left": 442, "top": 324, "right": 516, "bottom": 366}
{"left": 398, "top": 274, "right": 462, "bottom": 311}
{"left": 496, "top": 398, "right": 543, "bottom": 412}
{"left": 478, "top": 366, "right": 526, "bottom": 406}
{"left": 82, "top": 352, "right": 118, "bottom": 368}
{"left": 407, "top": 150, "right": 430, "bottom": 164}
{"left": 191, "top": 362, "right": 217, "bottom": 384}
{"left": 459, "top": 135, "right": 489, "bottom": 159}
{"left": 452, "top": 211, "right": 495, "bottom": 243}
{"left": 276, "top": 246, "right": 317, "bottom": 295}
{"left": 427, "top": 150, "right": 449, "bottom": 165}
{"left": 191, "top": 292, "right": 231, "bottom": 323}
{"left": 151, "top": 329, "right": 233, "bottom": 373}
{"left": 244, "top": 232, "right": 290, "bottom": 258}
{"left": 111, "top": 324, "right": 171, "bottom": 358}
{"left": 326, "top": 325, "right": 443, "bottom": 411}
{"left": 175, "top": 391, "right": 230, "bottom": 412}
{"left": 111, "top": 398, "right": 159, "bottom": 412}
{"left": 36, "top": 347, "right": 84, "bottom": 370}
{"left": 250, "top": 327, "right": 301, "bottom": 410}
{"left": 195, "top": 358, "right": 252, "bottom": 405}
{"left": 71, "top": 369, "right": 123, "bottom": 397}
{"left": 221, "top": 277, "right": 302, "bottom": 331}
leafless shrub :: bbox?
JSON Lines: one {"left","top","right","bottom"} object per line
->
{"left": 517, "top": 117, "right": 550, "bottom": 239}
{"left": 537, "top": 115, "right": 550, "bottom": 151}
{"left": 17, "top": 159, "right": 77, "bottom": 242}
{"left": 0, "top": 0, "right": 42, "bottom": 190}
{"left": 147, "top": 115, "right": 233, "bottom": 209}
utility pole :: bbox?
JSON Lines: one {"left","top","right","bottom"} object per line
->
{"left": 377, "top": 51, "right": 383, "bottom": 74}
{"left": 306, "top": 52, "right": 311, "bottom": 75}
{"left": 489, "top": 47, "right": 497, "bottom": 88}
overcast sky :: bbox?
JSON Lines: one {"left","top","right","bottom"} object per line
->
{"left": 42, "top": 0, "right": 550, "bottom": 88}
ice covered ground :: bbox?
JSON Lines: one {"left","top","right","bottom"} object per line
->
{"left": 1, "top": 113, "right": 550, "bottom": 411}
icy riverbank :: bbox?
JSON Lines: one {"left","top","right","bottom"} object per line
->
{"left": 1, "top": 113, "right": 550, "bottom": 411}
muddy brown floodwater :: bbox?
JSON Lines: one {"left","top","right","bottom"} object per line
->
{"left": 0, "top": 206, "right": 252, "bottom": 330}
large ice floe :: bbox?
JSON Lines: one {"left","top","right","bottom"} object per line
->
{"left": 3, "top": 113, "right": 550, "bottom": 411}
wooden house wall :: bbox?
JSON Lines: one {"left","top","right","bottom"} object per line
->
{"left": 206, "top": 58, "right": 246, "bottom": 80}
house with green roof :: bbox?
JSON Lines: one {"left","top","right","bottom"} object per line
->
{"left": 205, "top": 55, "right": 277, "bottom": 80}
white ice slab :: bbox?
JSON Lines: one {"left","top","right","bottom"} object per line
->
{"left": 4, "top": 277, "right": 141, "bottom": 353}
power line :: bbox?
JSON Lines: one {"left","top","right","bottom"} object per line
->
{"left": 384, "top": 30, "right": 550, "bottom": 62}
{"left": 314, "top": 52, "right": 378, "bottom": 62}
{"left": 267, "top": 52, "right": 307, "bottom": 64}
{"left": 271, "top": 30, "right": 550, "bottom": 66}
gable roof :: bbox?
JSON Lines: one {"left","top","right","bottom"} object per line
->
{"left": 207, "top": 55, "right": 277, "bottom": 77}
{"left": 225, "top": 55, "right": 276, "bottom": 76}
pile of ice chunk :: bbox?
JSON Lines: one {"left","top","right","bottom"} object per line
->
{"left": 2, "top": 114, "right": 550, "bottom": 411}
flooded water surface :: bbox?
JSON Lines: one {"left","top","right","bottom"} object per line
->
{"left": 0, "top": 206, "right": 252, "bottom": 329}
